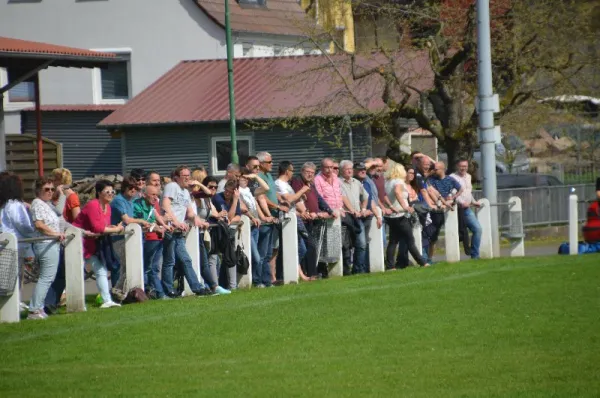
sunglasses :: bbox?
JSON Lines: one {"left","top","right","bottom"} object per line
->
{"left": 208, "top": 185, "right": 218, "bottom": 190}
{"left": 43, "top": 187, "right": 56, "bottom": 193}
{"left": 250, "top": 165, "right": 260, "bottom": 169}
{"left": 136, "top": 178, "right": 146, "bottom": 182}
{"left": 261, "top": 161, "right": 273, "bottom": 164}
{"left": 103, "top": 190, "right": 116, "bottom": 195}
{"left": 333, "top": 167, "right": 339, "bottom": 170}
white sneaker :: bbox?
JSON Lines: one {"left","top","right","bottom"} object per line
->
{"left": 100, "top": 301, "right": 121, "bottom": 309}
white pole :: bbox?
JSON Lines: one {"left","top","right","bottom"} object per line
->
{"left": 184, "top": 226, "right": 202, "bottom": 295}
{"left": 409, "top": 222, "right": 423, "bottom": 266}
{"left": 329, "top": 217, "right": 344, "bottom": 277}
{"left": 237, "top": 216, "right": 252, "bottom": 289}
{"left": 476, "top": 198, "right": 494, "bottom": 258}
{"left": 444, "top": 206, "right": 461, "bottom": 262}
{"left": 0, "top": 233, "right": 20, "bottom": 323}
{"left": 368, "top": 207, "right": 385, "bottom": 273}
{"left": 64, "top": 227, "right": 86, "bottom": 313}
{"left": 568, "top": 194, "right": 579, "bottom": 255}
{"left": 124, "top": 224, "right": 144, "bottom": 290}
{"left": 281, "top": 212, "right": 299, "bottom": 284}
{"left": 508, "top": 196, "right": 525, "bottom": 257}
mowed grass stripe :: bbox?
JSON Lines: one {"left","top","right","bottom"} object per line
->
{"left": 1, "top": 255, "right": 599, "bottom": 397}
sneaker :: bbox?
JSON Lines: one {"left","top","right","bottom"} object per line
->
{"left": 27, "top": 310, "right": 47, "bottom": 320}
{"left": 254, "top": 284, "right": 266, "bottom": 289}
{"left": 100, "top": 301, "right": 121, "bottom": 309}
{"left": 214, "top": 286, "right": 231, "bottom": 295}
{"left": 194, "top": 288, "right": 213, "bottom": 297}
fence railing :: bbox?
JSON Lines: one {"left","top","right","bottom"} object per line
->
{"left": 1, "top": 202, "right": 527, "bottom": 323}
{"left": 473, "top": 183, "right": 596, "bottom": 228}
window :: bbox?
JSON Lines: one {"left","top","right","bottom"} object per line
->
{"left": 242, "top": 43, "right": 253, "bottom": 57}
{"left": 237, "top": 0, "right": 266, "bottom": 7}
{"left": 91, "top": 48, "right": 131, "bottom": 104}
{"left": 211, "top": 136, "right": 253, "bottom": 175}
{"left": 8, "top": 82, "right": 35, "bottom": 103}
{"left": 0, "top": 68, "right": 35, "bottom": 109}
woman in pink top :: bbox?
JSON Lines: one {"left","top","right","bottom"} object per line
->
{"left": 73, "top": 180, "right": 124, "bottom": 309}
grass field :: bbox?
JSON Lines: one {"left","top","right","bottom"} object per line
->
{"left": 1, "top": 255, "right": 599, "bottom": 397}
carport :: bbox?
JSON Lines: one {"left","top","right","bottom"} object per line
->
{"left": 0, "top": 36, "right": 119, "bottom": 175}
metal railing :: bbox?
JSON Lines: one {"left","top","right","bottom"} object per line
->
{"left": 473, "top": 183, "right": 596, "bottom": 228}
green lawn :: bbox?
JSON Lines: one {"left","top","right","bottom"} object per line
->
{"left": 1, "top": 255, "right": 599, "bottom": 397}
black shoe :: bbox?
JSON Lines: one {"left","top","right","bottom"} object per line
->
{"left": 167, "top": 291, "right": 180, "bottom": 298}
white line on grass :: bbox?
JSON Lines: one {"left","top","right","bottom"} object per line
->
{"left": 0, "top": 261, "right": 562, "bottom": 344}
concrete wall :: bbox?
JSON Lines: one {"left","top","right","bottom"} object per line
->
{"left": 0, "top": 0, "right": 226, "bottom": 106}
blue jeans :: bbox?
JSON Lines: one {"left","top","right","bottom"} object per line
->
{"left": 29, "top": 241, "right": 60, "bottom": 312}
{"left": 143, "top": 240, "right": 165, "bottom": 298}
{"left": 199, "top": 232, "right": 216, "bottom": 289}
{"left": 464, "top": 208, "right": 482, "bottom": 259}
{"left": 250, "top": 227, "right": 261, "bottom": 276}
{"left": 45, "top": 247, "right": 65, "bottom": 310}
{"left": 353, "top": 219, "right": 368, "bottom": 274}
{"left": 255, "top": 224, "right": 274, "bottom": 286}
{"left": 162, "top": 234, "right": 203, "bottom": 294}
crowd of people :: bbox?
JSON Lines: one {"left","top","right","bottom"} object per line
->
{"left": 0, "top": 150, "right": 486, "bottom": 320}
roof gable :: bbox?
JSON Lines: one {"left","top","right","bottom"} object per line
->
{"left": 195, "top": 0, "right": 311, "bottom": 36}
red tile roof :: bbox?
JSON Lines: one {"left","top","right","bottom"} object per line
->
{"left": 22, "top": 105, "right": 123, "bottom": 112}
{"left": 195, "top": 0, "right": 312, "bottom": 36}
{"left": 99, "top": 53, "right": 433, "bottom": 128}
{"left": 0, "top": 36, "right": 116, "bottom": 59}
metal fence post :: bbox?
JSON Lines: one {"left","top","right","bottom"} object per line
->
{"left": 368, "top": 207, "right": 385, "bottom": 273}
{"left": 569, "top": 194, "right": 579, "bottom": 255}
{"left": 444, "top": 206, "right": 461, "bottom": 262}
{"left": 281, "top": 212, "right": 299, "bottom": 284}
{"left": 125, "top": 224, "right": 144, "bottom": 290}
{"left": 64, "top": 227, "right": 86, "bottom": 313}
{"left": 477, "top": 199, "right": 493, "bottom": 259}
{"left": 184, "top": 226, "right": 202, "bottom": 296}
{"left": 0, "top": 232, "right": 20, "bottom": 323}
{"left": 237, "top": 216, "right": 252, "bottom": 289}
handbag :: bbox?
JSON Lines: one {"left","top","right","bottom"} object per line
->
{"left": 236, "top": 245, "right": 250, "bottom": 275}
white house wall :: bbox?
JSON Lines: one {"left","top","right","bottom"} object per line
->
{"left": 0, "top": 0, "right": 226, "bottom": 106}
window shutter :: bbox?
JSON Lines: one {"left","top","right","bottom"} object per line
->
{"left": 8, "top": 82, "right": 35, "bottom": 102}
{"left": 101, "top": 62, "right": 129, "bottom": 100}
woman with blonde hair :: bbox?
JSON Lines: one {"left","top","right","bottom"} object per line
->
{"left": 51, "top": 168, "right": 80, "bottom": 223}
{"left": 384, "top": 163, "right": 429, "bottom": 269}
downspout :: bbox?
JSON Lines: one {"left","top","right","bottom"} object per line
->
{"left": 35, "top": 73, "right": 43, "bottom": 177}
{"left": 344, "top": 115, "right": 353, "bottom": 162}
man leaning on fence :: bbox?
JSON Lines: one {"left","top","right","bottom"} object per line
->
{"left": 161, "top": 165, "right": 210, "bottom": 297}
{"left": 450, "top": 159, "right": 482, "bottom": 259}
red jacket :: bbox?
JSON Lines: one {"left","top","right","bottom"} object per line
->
{"left": 583, "top": 200, "right": 600, "bottom": 243}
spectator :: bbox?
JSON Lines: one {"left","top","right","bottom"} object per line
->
{"left": 384, "top": 163, "right": 430, "bottom": 268}
{"left": 291, "top": 161, "right": 333, "bottom": 277}
{"left": 217, "top": 163, "right": 241, "bottom": 193}
{"left": 365, "top": 158, "right": 393, "bottom": 216}
{"left": 314, "top": 158, "right": 344, "bottom": 212}
{"left": 211, "top": 179, "right": 242, "bottom": 289}
{"left": 110, "top": 176, "right": 152, "bottom": 300}
{"left": 130, "top": 168, "right": 146, "bottom": 198}
{"left": 245, "top": 156, "right": 262, "bottom": 193}
{"left": 0, "top": 172, "right": 36, "bottom": 309}
{"left": 192, "top": 176, "right": 230, "bottom": 295}
{"left": 73, "top": 180, "right": 124, "bottom": 308}
{"left": 427, "top": 162, "right": 462, "bottom": 261}
{"left": 255, "top": 151, "right": 286, "bottom": 288}
{"left": 339, "top": 161, "right": 371, "bottom": 274}
{"left": 191, "top": 166, "right": 208, "bottom": 187}
{"left": 332, "top": 161, "right": 340, "bottom": 177}
{"left": 239, "top": 169, "right": 272, "bottom": 283}
{"left": 451, "top": 159, "right": 482, "bottom": 259}
{"left": 27, "top": 177, "right": 66, "bottom": 320}
{"left": 133, "top": 184, "right": 171, "bottom": 299}
{"left": 314, "top": 158, "right": 343, "bottom": 265}
{"left": 161, "top": 166, "right": 210, "bottom": 297}
{"left": 275, "top": 161, "right": 317, "bottom": 281}
{"left": 146, "top": 171, "right": 162, "bottom": 189}
{"left": 51, "top": 168, "right": 81, "bottom": 223}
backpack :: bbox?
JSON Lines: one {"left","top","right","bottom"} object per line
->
{"left": 123, "top": 288, "right": 148, "bottom": 304}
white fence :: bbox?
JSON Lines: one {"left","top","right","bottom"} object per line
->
{"left": 1, "top": 202, "right": 528, "bottom": 323}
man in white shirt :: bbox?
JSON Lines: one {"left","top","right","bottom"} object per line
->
{"left": 217, "top": 163, "right": 241, "bottom": 193}
{"left": 162, "top": 165, "right": 214, "bottom": 296}
{"left": 450, "top": 159, "right": 483, "bottom": 259}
